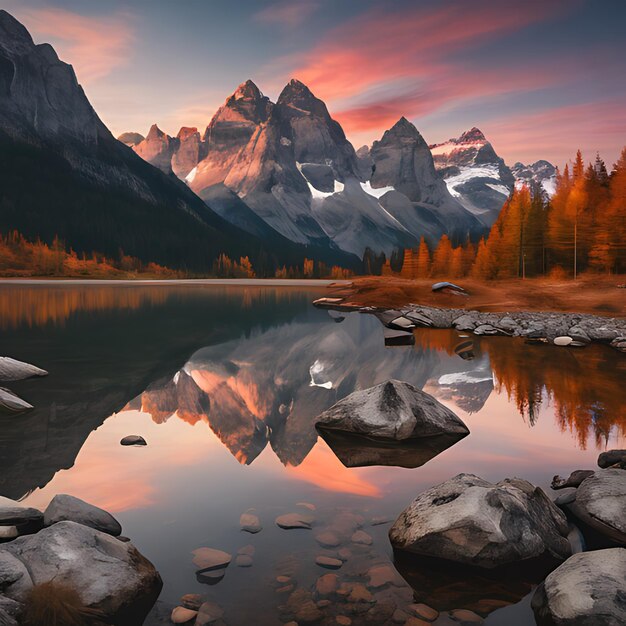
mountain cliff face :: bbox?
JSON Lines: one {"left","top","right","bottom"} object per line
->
{"left": 430, "top": 128, "right": 514, "bottom": 226}
{"left": 0, "top": 10, "right": 356, "bottom": 272}
{"left": 127, "top": 81, "right": 487, "bottom": 255}
{"left": 511, "top": 160, "right": 557, "bottom": 196}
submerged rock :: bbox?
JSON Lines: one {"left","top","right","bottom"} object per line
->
{"left": 43, "top": 494, "right": 122, "bottom": 536}
{"left": 276, "top": 513, "right": 314, "bottom": 530}
{"left": 0, "top": 521, "right": 161, "bottom": 624}
{"left": 120, "top": 435, "right": 147, "bottom": 446}
{"left": 239, "top": 510, "right": 262, "bottom": 534}
{"left": 171, "top": 605, "right": 198, "bottom": 623}
{"left": 559, "top": 469, "right": 626, "bottom": 546}
{"left": 389, "top": 473, "right": 571, "bottom": 569}
{"left": 0, "top": 357, "right": 47, "bottom": 382}
{"left": 316, "top": 380, "right": 469, "bottom": 441}
{"left": 531, "top": 548, "right": 626, "bottom": 625}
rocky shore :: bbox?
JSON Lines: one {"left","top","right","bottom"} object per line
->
{"left": 313, "top": 297, "right": 626, "bottom": 352}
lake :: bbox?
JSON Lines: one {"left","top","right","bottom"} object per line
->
{"left": 0, "top": 282, "right": 624, "bottom": 625}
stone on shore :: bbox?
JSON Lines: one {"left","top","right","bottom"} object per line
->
{"left": 43, "top": 494, "right": 122, "bottom": 536}
{"left": 531, "top": 548, "right": 626, "bottom": 625}
{"left": 0, "top": 521, "right": 162, "bottom": 624}
{"left": 120, "top": 435, "right": 147, "bottom": 446}
{"left": 315, "top": 380, "right": 469, "bottom": 441}
{"left": 597, "top": 449, "right": 626, "bottom": 469}
{"left": 559, "top": 469, "right": 626, "bottom": 546}
{"left": 0, "top": 388, "right": 33, "bottom": 413}
{"left": 0, "top": 357, "right": 47, "bottom": 382}
{"left": 389, "top": 473, "right": 571, "bottom": 569}
{"left": 551, "top": 470, "right": 595, "bottom": 490}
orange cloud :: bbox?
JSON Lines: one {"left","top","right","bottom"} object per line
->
{"left": 19, "top": 8, "right": 134, "bottom": 83}
{"left": 254, "top": 1, "right": 320, "bottom": 28}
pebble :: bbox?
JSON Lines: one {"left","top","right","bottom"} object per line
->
{"left": 276, "top": 513, "right": 314, "bottom": 529}
{"left": 367, "top": 563, "right": 400, "bottom": 588}
{"left": 192, "top": 547, "right": 231, "bottom": 570}
{"left": 235, "top": 554, "right": 253, "bottom": 567}
{"left": 240, "top": 510, "right": 262, "bottom": 533}
{"left": 409, "top": 603, "right": 439, "bottom": 621}
{"left": 171, "top": 606, "right": 197, "bottom": 624}
{"left": 316, "top": 555, "right": 343, "bottom": 569}
{"left": 450, "top": 609, "right": 483, "bottom": 622}
{"left": 351, "top": 530, "right": 373, "bottom": 545}
{"left": 553, "top": 336, "right": 573, "bottom": 346}
{"left": 315, "top": 530, "right": 342, "bottom": 547}
{"left": 348, "top": 583, "right": 374, "bottom": 603}
{"left": 276, "top": 575, "right": 291, "bottom": 584}
{"left": 316, "top": 573, "right": 339, "bottom": 596}
{"left": 180, "top": 594, "right": 203, "bottom": 611}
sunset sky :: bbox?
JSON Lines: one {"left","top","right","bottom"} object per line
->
{"left": 5, "top": 0, "right": 626, "bottom": 167}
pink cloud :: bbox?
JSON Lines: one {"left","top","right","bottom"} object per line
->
{"left": 485, "top": 100, "right": 626, "bottom": 166}
{"left": 254, "top": 1, "right": 320, "bottom": 28}
{"left": 19, "top": 8, "right": 134, "bottom": 83}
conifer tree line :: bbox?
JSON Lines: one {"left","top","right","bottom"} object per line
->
{"left": 386, "top": 147, "right": 626, "bottom": 279}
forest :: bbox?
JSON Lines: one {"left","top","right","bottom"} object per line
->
{"left": 388, "top": 148, "right": 626, "bottom": 280}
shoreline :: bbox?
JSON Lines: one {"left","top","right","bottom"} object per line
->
{"left": 0, "top": 278, "right": 350, "bottom": 287}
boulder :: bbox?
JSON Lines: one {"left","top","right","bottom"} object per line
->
{"left": 0, "top": 497, "right": 42, "bottom": 528}
{"left": 276, "top": 513, "right": 314, "bottom": 530}
{"left": 0, "top": 357, "right": 47, "bottom": 382}
{"left": 0, "top": 521, "right": 161, "bottom": 624}
{"left": 432, "top": 282, "right": 467, "bottom": 295}
{"left": 389, "top": 474, "right": 571, "bottom": 569}
{"left": 191, "top": 548, "right": 231, "bottom": 571}
{"left": 43, "top": 494, "right": 122, "bottom": 536}
{"left": 0, "top": 595, "right": 21, "bottom": 626}
{"left": 120, "top": 435, "right": 147, "bottom": 446}
{"left": 560, "top": 469, "right": 626, "bottom": 546}
{"left": 531, "top": 548, "right": 626, "bottom": 625}
{"left": 315, "top": 380, "right": 469, "bottom": 441}
{"left": 598, "top": 449, "right": 626, "bottom": 469}
{"left": 0, "top": 551, "right": 33, "bottom": 600}
{"left": 550, "top": 470, "right": 595, "bottom": 490}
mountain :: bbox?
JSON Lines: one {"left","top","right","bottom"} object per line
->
{"left": 430, "top": 127, "right": 515, "bottom": 226}
{"left": 511, "top": 160, "right": 557, "bottom": 196}
{"left": 0, "top": 11, "right": 356, "bottom": 273}
{"left": 127, "top": 81, "right": 485, "bottom": 256}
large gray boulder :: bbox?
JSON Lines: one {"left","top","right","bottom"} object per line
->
{"left": 531, "top": 548, "right": 626, "bottom": 625}
{"left": 0, "top": 497, "right": 42, "bottom": 528}
{"left": 315, "top": 380, "right": 469, "bottom": 441}
{"left": 559, "top": 469, "right": 626, "bottom": 546}
{"left": 389, "top": 474, "right": 571, "bottom": 569}
{"left": 44, "top": 494, "right": 122, "bottom": 536}
{"left": 0, "top": 521, "right": 162, "bottom": 624}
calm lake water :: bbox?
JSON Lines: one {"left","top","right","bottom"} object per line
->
{"left": 0, "top": 282, "right": 624, "bottom": 625}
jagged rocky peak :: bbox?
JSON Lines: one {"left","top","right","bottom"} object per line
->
{"left": 458, "top": 127, "right": 486, "bottom": 143}
{"left": 177, "top": 126, "right": 199, "bottom": 141}
{"left": 511, "top": 160, "right": 557, "bottom": 196}
{"left": 276, "top": 78, "right": 360, "bottom": 180}
{"left": 0, "top": 9, "right": 35, "bottom": 52}
{"left": 209, "top": 79, "right": 273, "bottom": 130}
{"left": 383, "top": 117, "right": 427, "bottom": 143}
{"left": 172, "top": 127, "right": 205, "bottom": 179}
{"left": 117, "top": 132, "right": 144, "bottom": 147}
{"left": 133, "top": 124, "right": 178, "bottom": 174}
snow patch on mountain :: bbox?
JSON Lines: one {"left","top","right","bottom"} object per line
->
{"left": 360, "top": 181, "right": 396, "bottom": 198}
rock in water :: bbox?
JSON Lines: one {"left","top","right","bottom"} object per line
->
{"left": 276, "top": 513, "right": 314, "bottom": 530}
{"left": 560, "top": 469, "right": 626, "bottom": 546}
{"left": 0, "top": 388, "right": 33, "bottom": 413}
{"left": 0, "top": 521, "right": 162, "bottom": 624}
{"left": 120, "top": 435, "right": 147, "bottom": 446}
{"left": 531, "top": 548, "right": 626, "bottom": 625}
{"left": 43, "top": 494, "right": 122, "bottom": 536}
{"left": 239, "top": 510, "right": 262, "bottom": 534}
{"left": 0, "top": 357, "right": 47, "bottom": 382}
{"left": 553, "top": 336, "right": 574, "bottom": 346}
{"left": 192, "top": 548, "right": 232, "bottom": 571}
{"left": 389, "top": 473, "right": 571, "bottom": 569}
{"left": 315, "top": 380, "right": 469, "bottom": 441}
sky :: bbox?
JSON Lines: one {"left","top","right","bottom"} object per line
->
{"left": 4, "top": 0, "right": 626, "bottom": 167}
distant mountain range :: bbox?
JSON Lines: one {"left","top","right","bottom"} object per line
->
{"left": 0, "top": 9, "right": 557, "bottom": 272}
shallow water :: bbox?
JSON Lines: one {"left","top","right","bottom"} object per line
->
{"left": 0, "top": 282, "right": 624, "bottom": 625}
